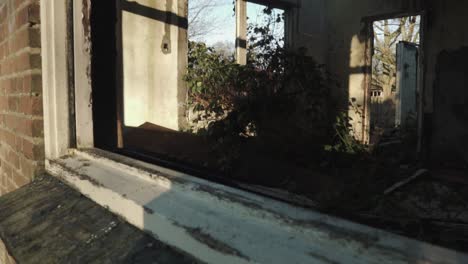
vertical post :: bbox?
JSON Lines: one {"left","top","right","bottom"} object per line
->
{"left": 235, "top": 0, "right": 247, "bottom": 65}
{"left": 116, "top": 0, "right": 124, "bottom": 148}
{"left": 74, "top": 0, "right": 95, "bottom": 148}
{"left": 416, "top": 13, "right": 426, "bottom": 156}
{"left": 362, "top": 22, "right": 374, "bottom": 144}
{"left": 41, "top": 0, "right": 71, "bottom": 159}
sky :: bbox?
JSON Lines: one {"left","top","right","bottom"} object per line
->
{"left": 373, "top": 16, "right": 421, "bottom": 46}
{"left": 188, "top": 0, "right": 284, "bottom": 47}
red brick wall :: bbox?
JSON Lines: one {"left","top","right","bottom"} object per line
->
{"left": 0, "top": 0, "right": 43, "bottom": 195}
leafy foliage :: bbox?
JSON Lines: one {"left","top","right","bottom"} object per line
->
{"left": 325, "top": 101, "right": 367, "bottom": 154}
{"left": 184, "top": 8, "right": 351, "bottom": 171}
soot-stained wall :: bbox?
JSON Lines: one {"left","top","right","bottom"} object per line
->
{"left": 425, "top": 0, "right": 468, "bottom": 165}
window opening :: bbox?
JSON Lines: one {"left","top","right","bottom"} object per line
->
{"left": 188, "top": 0, "right": 236, "bottom": 57}
{"left": 115, "top": 1, "right": 334, "bottom": 196}
{"left": 86, "top": 2, "right": 468, "bottom": 253}
{"left": 247, "top": 2, "right": 285, "bottom": 52}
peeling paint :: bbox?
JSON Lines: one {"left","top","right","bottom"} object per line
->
{"left": 308, "top": 251, "right": 340, "bottom": 264}
{"left": 297, "top": 219, "right": 380, "bottom": 247}
{"left": 82, "top": 149, "right": 191, "bottom": 185}
{"left": 194, "top": 184, "right": 264, "bottom": 212}
{"left": 47, "top": 152, "right": 468, "bottom": 263}
{"left": 49, "top": 160, "right": 104, "bottom": 188}
{"left": 194, "top": 183, "right": 382, "bottom": 249}
{"left": 143, "top": 206, "right": 154, "bottom": 215}
{"left": 183, "top": 226, "right": 249, "bottom": 260}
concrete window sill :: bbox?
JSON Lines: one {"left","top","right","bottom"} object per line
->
{"left": 46, "top": 148, "right": 467, "bottom": 264}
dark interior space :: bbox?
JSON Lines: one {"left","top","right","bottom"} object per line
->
{"left": 432, "top": 46, "right": 468, "bottom": 168}
{"left": 91, "top": 0, "right": 119, "bottom": 150}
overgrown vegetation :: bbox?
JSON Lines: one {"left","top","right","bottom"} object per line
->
{"left": 185, "top": 7, "right": 336, "bottom": 172}
{"left": 182, "top": 7, "right": 468, "bottom": 250}
{"left": 183, "top": 7, "right": 414, "bottom": 212}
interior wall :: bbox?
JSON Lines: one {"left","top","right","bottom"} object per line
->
{"left": 122, "top": 0, "right": 187, "bottom": 130}
{"left": 306, "top": 0, "right": 467, "bottom": 165}
{"left": 101, "top": 0, "right": 468, "bottom": 165}
{"left": 424, "top": 0, "right": 468, "bottom": 165}
{"left": 290, "top": 0, "right": 327, "bottom": 63}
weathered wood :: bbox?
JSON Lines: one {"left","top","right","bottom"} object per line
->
{"left": 0, "top": 175, "right": 199, "bottom": 264}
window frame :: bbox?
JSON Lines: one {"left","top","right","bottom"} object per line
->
{"left": 236, "top": 0, "right": 290, "bottom": 64}
{"left": 40, "top": 1, "right": 467, "bottom": 263}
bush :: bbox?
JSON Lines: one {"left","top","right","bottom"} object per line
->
{"left": 184, "top": 8, "right": 336, "bottom": 171}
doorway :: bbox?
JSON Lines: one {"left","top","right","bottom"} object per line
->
{"left": 368, "top": 15, "right": 422, "bottom": 146}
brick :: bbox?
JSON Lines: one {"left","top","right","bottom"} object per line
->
{"left": 0, "top": 24, "right": 6, "bottom": 43}
{"left": 3, "top": 57, "right": 13, "bottom": 75}
{"left": 20, "top": 156, "right": 33, "bottom": 177}
{"left": 0, "top": 6, "right": 7, "bottom": 23}
{"left": 0, "top": 43, "right": 4, "bottom": 60}
{"left": 22, "top": 73, "right": 42, "bottom": 94}
{"left": 15, "top": 77, "right": 22, "bottom": 92}
{"left": 28, "top": 3, "right": 40, "bottom": 25}
{"left": 5, "top": 115, "right": 19, "bottom": 131}
{"left": 11, "top": 27, "right": 40, "bottom": 53}
{"left": 0, "top": 60, "right": 5, "bottom": 76}
{"left": 18, "top": 118, "right": 43, "bottom": 137}
{"left": 7, "top": 78, "right": 16, "bottom": 94}
{"left": 1, "top": 79, "right": 10, "bottom": 94}
{"left": 0, "top": 0, "right": 43, "bottom": 193}
{"left": 22, "top": 138, "right": 43, "bottom": 160}
{"left": 6, "top": 178, "right": 17, "bottom": 192}
{"left": 19, "top": 96, "right": 42, "bottom": 115}
{"left": 0, "top": 97, "right": 7, "bottom": 111}
{"left": 12, "top": 170, "right": 30, "bottom": 187}
{"left": 20, "top": 155, "right": 42, "bottom": 178}
{"left": 3, "top": 163, "right": 11, "bottom": 179}
{"left": 28, "top": 27, "right": 40, "bottom": 47}
{"left": 15, "top": 6, "right": 29, "bottom": 29}
{"left": 30, "top": 53, "right": 41, "bottom": 69}
{"left": 7, "top": 96, "right": 18, "bottom": 111}
{"left": 15, "top": 3, "right": 40, "bottom": 28}
{"left": 14, "top": 52, "right": 31, "bottom": 71}
{"left": 14, "top": 0, "right": 22, "bottom": 9}
{"left": 0, "top": 58, "right": 8, "bottom": 75}
{"left": 7, "top": 150, "right": 19, "bottom": 169}
{"left": 12, "top": 28, "right": 29, "bottom": 52}
{"left": 1, "top": 166, "right": 8, "bottom": 187}
{"left": 14, "top": 135, "right": 22, "bottom": 151}
{"left": 5, "top": 132, "right": 15, "bottom": 149}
